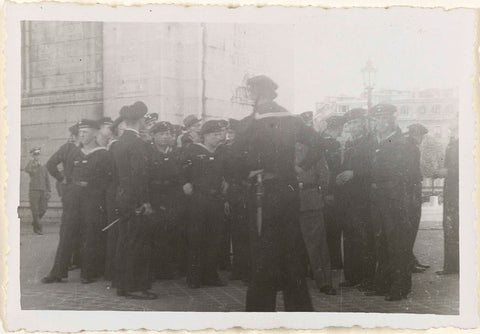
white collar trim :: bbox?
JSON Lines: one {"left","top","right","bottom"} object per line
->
{"left": 82, "top": 146, "right": 107, "bottom": 156}
{"left": 254, "top": 111, "right": 292, "bottom": 120}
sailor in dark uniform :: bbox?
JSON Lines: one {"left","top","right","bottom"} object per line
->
{"left": 112, "top": 101, "right": 157, "bottom": 300}
{"left": 42, "top": 119, "right": 112, "bottom": 284}
{"left": 104, "top": 115, "right": 124, "bottom": 283}
{"left": 148, "top": 121, "right": 185, "bottom": 279}
{"left": 404, "top": 123, "right": 430, "bottom": 273}
{"left": 366, "top": 104, "right": 412, "bottom": 301}
{"left": 321, "top": 115, "right": 346, "bottom": 271}
{"left": 233, "top": 75, "right": 322, "bottom": 311}
{"left": 181, "top": 120, "right": 229, "bottom": 288}
{"left": 336, "top": 108, "right": 376, "bottom": 290}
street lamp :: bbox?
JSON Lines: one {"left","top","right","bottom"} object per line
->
{"left": 362, "top": 60, "right": 377, "bottom": 109}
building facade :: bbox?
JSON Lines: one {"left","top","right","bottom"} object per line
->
{"left": 20, "top": 21, "right": 291, "bottom": 212}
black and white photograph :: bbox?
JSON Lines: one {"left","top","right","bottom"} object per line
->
{"left": 4, "top": 2, "right": 478, "bottom": 331}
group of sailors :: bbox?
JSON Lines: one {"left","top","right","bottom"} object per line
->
{"left": 25, "top": 75, "right": 459, "bottom": 309}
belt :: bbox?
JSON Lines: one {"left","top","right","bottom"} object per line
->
{"left": 299, "top": 183, "right": 321, "bottom": 191}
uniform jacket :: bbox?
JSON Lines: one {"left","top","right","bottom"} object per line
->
{"left": 46, "top": 142, "right": 81, "bottom": 183}
{"left": 322, "top": 135, "right": 342, "bottom": 196}
{"left": 148, "top": 144, "right": 185, "bottom": 195}
{"left": 71, "top": 147, "right": 113, "bottom": 192}
{"left": 113, "top": 129, "right": 151, "bottom": 212}
{"left": 371, "top": 128, "right": 409, "bottom": 198}
{"left": 232, "top": 101, "right": 324, "bottom": 184}
{"left": 340, "top": 134, "right": 375, "bottom": 207}
{"left": 181, "top": 143, "right": 228, "bottom": 195}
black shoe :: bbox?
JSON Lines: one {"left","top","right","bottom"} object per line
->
{"left": 34, "top": 230, "right": 43, "bottom": 235}
{"left": 357, "top": 281, "right": 375, "bottom": 292}
{"left": 412, "top": 266, "right": 426, "bottom": 273}
{"left": 319, "top": 285, "right": 337, "bottom": 295}
{"left": 81, "top": 277, "right": 96, "bottom": 284}
{"left": 41, "top": 276, "right": 63, "bottom": 284}
{"left": 339, "top": 281, "right": 359, "bottom": 288}
{"left": 436, "top": 270, "right": 458, "bottom": 275}
{"left": 202, "top": 278, "right": 227, "bottom": 287}
{"left": 416, "top": 263, "right": 430, "bottom": 269}
{"left": 68, "top": 264, "right": 80, "bottom": 271}
{"left": 365, "top": 290, "right": 387, "bottom": 297}
{"left": 125, "top": 291, "right": 158, "bottom": 300}
{"left": 116, "top": 289, "right": 126, "bottom": 296}
{"left": 385, "top": 293, "right": 404, "bottom": 301}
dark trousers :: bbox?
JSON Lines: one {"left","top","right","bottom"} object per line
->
{"left": 114, "top": 213, "right": 154, "bottom": 293}
{"left": 246, "top": 182, "right": 313, "bottom": 312}
{"left": 29, "top": 190, "right": 48, "bottom": 231}
{"left": 323, "top": 204, "right": 343, "bottom": 269}
{"left": 407, "top": 185, "right": 422, "bottom": 266}
{"left": 49, "top": 185, "right": 106, "bottom": 280}
{"left": 443, "top": 194, "right": 459, "bottom": 273}
{"left": 371, "top": 187, "right": 412, "bottom": 296}
{"left": 343, "top": 205, "right": 375, "bottom": 284}
{"left": 151, "top": 193, "right": 181, "bottom": 278}
{"left": 299, "top": 210, "right": 332, "bottom": 288}
{"left": 104, "top": 185, "right": 119, "bottom": 282}
{"left": 186, "top": 192, "right": 225, "bottom": 285}
{"left": 230, "top": 195, "right": 250, "bottom": 280}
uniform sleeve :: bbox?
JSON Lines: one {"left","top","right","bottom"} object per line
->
{"left": 98, "top": 151, "right": 113, "bottom": 191}
{"left": 352, "top": 139, "right": 374, "bottom": 179}
{"left": 179, "top": 147, "right": 193, "bottom": 185}
{"left": 44, "top": 166, "right": 51, "bottom": 192}
{"left": 296, "top": 121, "right": 325, "bottom": 172}
{"left": 46, "top": 144, "right": 67, "bottom": 182}
{"left": 130, "top": 142, "right": 151, "bottom": 204}
{"left": 24, "top": 160, "right": 35, "bottom": 175}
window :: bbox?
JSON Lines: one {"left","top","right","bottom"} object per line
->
{"left": 417, "top": 105, "right": 426, "bottom": 114}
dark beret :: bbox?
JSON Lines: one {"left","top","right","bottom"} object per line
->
{"left": 144, "top": 113, "right": 159, "bottom": 124}
{"left": 228, "top": 118, "right": 241, "bottom": 132}
{"left": 407, "top": 123, "right": 429, "bottom": 136}
{"left": 300, "top": 111, "right": 314, "bottom": 122}
{"left": 246, "top": 75, "right": 278, "bottom": 92}
{"left": 325, "top": 115, "right": 346, "bottom": 129}
{"left": 69, "top": 122, "right": 79, "bottom": 136}
{"left": 99, "top": 117, "right": 114, "bottom": 126}
{"left": 183, "top": 114, "right": 202, "bottom": 129}
{"left": 30, "top": 147, "right": 41, "bottom": 155}
{"left": 150, "top": 121, "right": 173, "bottom": 134}
{"left": 370, "top": 104, "right": 397, "bottom": 118}
{"left": 120, "top": 101, "right": 148, "bottom": 121}
{"left": 200, "top": 120, "right": 225, "bottom": 135}
{"left": 78, "top": 119, "right": 100, "bottom": 130}
{"left": 344, "top": 108, "right": 367, "bottom": 122}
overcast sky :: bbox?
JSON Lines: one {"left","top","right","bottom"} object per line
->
{"left": 264, "top": 8, "right": 475, "bottom": 113}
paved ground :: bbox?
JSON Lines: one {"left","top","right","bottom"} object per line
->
{"left": 20, "top": 221, "right": 458, "bottom": 314}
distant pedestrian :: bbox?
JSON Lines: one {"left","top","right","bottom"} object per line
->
{"left": 405, "top": 123, "right": 430, "bottom": 273}
{"left": 321, "top": 114, "right": 346, "bottom": 271}
{"left": 366, "top": 104, "right": 412, "bottom": 301}
{"left": 24, "top": 147, "right": 50, "bottom": 235}
{"left": 435, "top": 122, "right": 459, "bottom": 275}
{"left": 336, "top": 108, "right": 376, "bottom": 290}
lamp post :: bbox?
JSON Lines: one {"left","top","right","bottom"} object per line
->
{"left": 362, "top": 60, "right": 377, "bottom": 110}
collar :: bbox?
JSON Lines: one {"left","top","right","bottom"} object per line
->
{"left": 194, "top": 142, "right": 217, "bottom": 154}
{"left": 254, "top": 111, "right": 292, "bottom": 120}
{"left": 81, "top": 146, "right": 107, "bottom": 156}
{"left": 124, "top": 128, "right": 140, "bottom": 137}
{"left": 377, "top": 130, "right": 397, "bottom": 144}
{"left": 107, "top": 138, "right": 118, "bottom": 150}
{"left": 155, "top": 145, "right": 172, "bottom": 154}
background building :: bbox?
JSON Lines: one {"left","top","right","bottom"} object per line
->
{"left": 20, "top": 21, "right": 292, "bottom": 215}
{"left": 315, "top": 88, "right": 458, "bottom": 146}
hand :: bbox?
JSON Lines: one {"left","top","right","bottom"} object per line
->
{"left": 336, "top": 170, "right": 354, "bottom": 185}
{"left": 139, "top": 203, "right": 154, "bottom": 216}
{"left": 294, "top": 165, "right": 305, "bottom": 174}
{"left": 224, "top": 202, "right": 231, "bottom": 216}
{"left": 221, "top": 180, "right": 229, "bottom": 194}
{"left": 183, "top": 183, "right": 193, "bottom": 196}
{"left": 325, "top": 195, "right": 334, "bottom": 206}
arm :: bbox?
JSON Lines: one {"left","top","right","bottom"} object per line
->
{"left": 24, "top": 160, "right": 35, "bottom": 175}
{"left": 46, "top": 144, "right": 67, "bottom": 182}
{"left": 45, "top": 167, "right": 51, "bottom": 193}
{"left": 130, "top": 142, "right": 151, "bottom": 205}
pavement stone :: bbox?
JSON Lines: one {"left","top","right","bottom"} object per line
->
{"left": 19, "top": 222, "right": 458, "bottom": 313}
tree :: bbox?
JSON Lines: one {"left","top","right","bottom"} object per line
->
{"left": 420, "top": 135, "right": 445, "bottom": 179}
